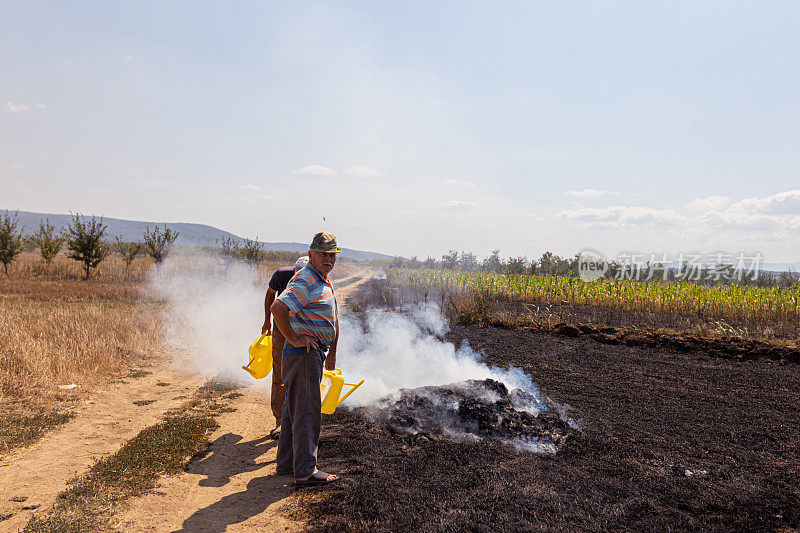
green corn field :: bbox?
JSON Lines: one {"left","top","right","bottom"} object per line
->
{"left": 397, "top": 269, "right": 800, "bottom": 324}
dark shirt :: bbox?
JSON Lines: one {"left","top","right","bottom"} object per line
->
{"left": 269, "top": 266, "right": 295, "bottom": 296}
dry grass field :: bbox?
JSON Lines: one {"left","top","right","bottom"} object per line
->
{"left": 1, "top": 259, "right": 164, "bottom": 457}
{"left": 0, "top": 250, "right": 359, "bottom": 455}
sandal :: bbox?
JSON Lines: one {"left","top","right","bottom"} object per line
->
{"left": 295, "top": 470, "right": 338, "bottom": 487}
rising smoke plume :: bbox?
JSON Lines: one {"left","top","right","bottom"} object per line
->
{"left": 147, "top": 251, "right": 270, "bottom": 390}
{"left": 338, "top": 303, "right": 547, "bottom": 407}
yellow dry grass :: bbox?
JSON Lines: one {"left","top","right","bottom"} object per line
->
{"left": 9, "top": 250, "right": 153, "bottom": 281}
{"left": 0, "top": 292, "right": 164, "bottom": 399}
{"left": 1, "top": 251, "right": 361, "bottom": 401}
{"left": 1, "top": 254, "right": 165, "bottom": 406}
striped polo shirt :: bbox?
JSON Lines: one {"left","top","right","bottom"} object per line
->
{"left": 276, "top": 264, "right": 338, "bottom": 345}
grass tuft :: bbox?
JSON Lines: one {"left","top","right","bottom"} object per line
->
{"left": 24, "top": 414, "right": 218, "bottom": 532}
{"left": 0, "top": 410, "right": 74, "bottom": 457}
{"left": 198, "top": 379, "right": 241, "bottom": 394}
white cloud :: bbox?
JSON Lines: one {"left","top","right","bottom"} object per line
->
{"left": 240, "top": 184, "right": 263, "bottom": 191}
{"left": 564, "top": 188, "right": 605, "bottom": 198}
{"left": 9, "top": 163, "right": 23, "bottom": 170}
{"left": 5, "top": 102, "right": 29, "bottom": 113}
{"left": 559, "top": 205, "right": 685, "bottom": 226}
{"left": 89, "top": 187, "right": 110, "bottom": 194}
{"left": 235, "top": 193, "right": 272, "bottom": 204}
{"left": 788, "top": 217, "right": 800, "bottom": 231}
{"left": 292, "top": 164, "right": 338, "bottom": 176}
{"left": 730, "top": 189, "right": 800, "bottom": 215}
{"left": 585, "top": 221, "right": 625, "bottom": 231}
{"left": 121, "top": 54, "right": 137, "bottom": 63}
{"left": 444, "top": 178, "right": 477, "bottom": 187}
{"left": 687, "top": 195, "right": 731, "bottom": 211}
{"left": 679, "top": 190, "right": 800, "bottom": 234}
{"left": 699, "top": 211, "right": 780, "bottom": 232}
{"left": 345, "top": 165, "right": 383, "bottom": 177}
{"left": 130, "top": 180, "right": 165, "bottom": 187}
{"left": 442, "top": 200, "right": 477, "bottom": 211}
{"left": 5, "top": 102, "right": 46, "bottom": 112}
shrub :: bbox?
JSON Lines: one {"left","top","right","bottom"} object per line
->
{"left": 30, "top": 218, "right": 65, "bottom": 265}
{"left": 114, "top": 237, "right": 142, "bottom": 273}
{"left": 239, "top": 237, "right": 265, "bottom": 267}
{"left": 64, "top": 214, "right": 110, "bottom": 280}
{"left": 0, "top": 210, "right": 25, "bottom": 276}
{"left": 143, "top": 225, "right": 179, "bottom": 264}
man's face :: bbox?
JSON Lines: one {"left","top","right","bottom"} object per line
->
{"left": 309, "top": 249, "right": 337, "bottom": 277}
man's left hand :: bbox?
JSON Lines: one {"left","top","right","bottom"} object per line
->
{"left": 324, "top": 352, "right": 336, "bottom": 371}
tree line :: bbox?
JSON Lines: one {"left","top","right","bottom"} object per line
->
{"left": 391, "top": 249, "right": 799, "bottom": 288}
{"left": 0, "top": 210, "right": 179, "bottom": 279}
{"left": 0, "top": 210, "right": 281, "bottom": 280}
{"left": 391, "top": 249, "right": 582, "bottom": 276}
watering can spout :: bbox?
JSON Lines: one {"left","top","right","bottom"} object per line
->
{"left": 337, "top": 379, "right": 365, "bottom": 406}
{"left": 320, "top": 369, "right": 365, "bottom": 414}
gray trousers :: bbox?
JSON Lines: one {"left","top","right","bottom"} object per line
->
{"left": 276, "top": 343, "right": 325, "bottom": 478}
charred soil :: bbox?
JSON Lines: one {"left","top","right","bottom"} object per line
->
{"left": 300, "top": 323, "right": 800, "bottom": 532}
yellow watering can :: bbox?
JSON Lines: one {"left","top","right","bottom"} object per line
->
{"left": 242, "top": 333, "right": 273, "bottom": 379}
{"left": 320, "top": 368, "right": 365, "bottom": 414}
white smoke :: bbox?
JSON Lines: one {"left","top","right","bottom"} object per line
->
{"left": 337, "top": 302, "right": 546, "bottom": 407}
{"left": 147, "top": 251, "right": 270, "bottom": 388}
{"left": 148, "top": 253, "right": 551, "bottom": 412}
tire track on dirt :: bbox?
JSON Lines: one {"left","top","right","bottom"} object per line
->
{"left": 112, "top": 390, "right": 301, "bottom": 532}
{"left": 0, "top": 368, "right": 205, "bottom": 532}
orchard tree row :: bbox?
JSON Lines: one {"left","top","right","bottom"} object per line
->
{"left": 0, "top": 210, "right": 179, "bottom": 279}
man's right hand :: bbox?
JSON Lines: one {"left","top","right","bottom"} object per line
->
{"left": 261, "top": 320, "right": 271, "bottom": 335}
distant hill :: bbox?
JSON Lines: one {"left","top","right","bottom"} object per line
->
{"left": 762, "top": 262, "right": 800, "bottom": 273}
{"left": 7, "top": 210, "right": 393, "bottom": 261}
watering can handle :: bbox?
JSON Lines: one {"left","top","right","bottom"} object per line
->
{"left": 336, "top": 379, "right": 365, "bottom": 406}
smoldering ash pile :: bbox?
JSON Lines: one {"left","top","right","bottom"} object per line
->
{"left": 370, "top": 379, "right": 576, "bottom": 453}
{"left": 339, "top": 304, "right": 579, "bottom": 453}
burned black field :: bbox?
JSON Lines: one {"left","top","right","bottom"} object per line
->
{"left": 303, "top": 322, "right": 800, "bottom": 532}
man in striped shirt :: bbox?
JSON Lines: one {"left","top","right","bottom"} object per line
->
{"left": 261, "top": 255, "right": 309, "bottom": 439}
{"left": 270, "top": 232, "right": 341, "bottom": 486}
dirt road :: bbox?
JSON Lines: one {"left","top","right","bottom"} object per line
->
{"left": 0, "top": 369, "right": 203, "bottom": 532}
{"left": 0, "top": 268, "right": 373, "bottom": 533}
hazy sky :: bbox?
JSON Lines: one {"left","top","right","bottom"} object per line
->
{"left": 2, "top": 1, "right": 800, "bottom": 261}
